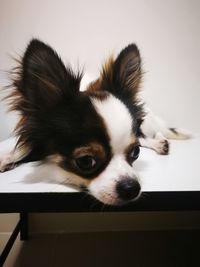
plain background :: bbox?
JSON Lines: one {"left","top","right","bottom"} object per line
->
{"left": 0, "top": 0, "right": 200, "bottom": 235}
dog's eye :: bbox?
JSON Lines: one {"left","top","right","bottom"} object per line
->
{"left": 128, "top": 146, "right": 140, "bottom": 163}
{"left": 75, "top": 155, "right": 97, "bottom": 172}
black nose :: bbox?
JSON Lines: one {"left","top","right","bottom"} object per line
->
{"left": 116, "top": 178, "right": 141, "bottom": 201}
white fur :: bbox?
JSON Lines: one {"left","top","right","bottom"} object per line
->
{"left": 141, "top": 108, "right": 167, "bottom": 138}
{"left": 91, "top": 94, "right": 134, "bottom": 154}
{"left": 0, "top": 137, "right": 28, "bottom": 172}
{"left": 139, "top": 133, "right": 168, "bottom": 154}
{"left": 141, "top": 107, "right": 191, "bottom": 140}
{"left": 89, "top": 94, "right": 141, "bottom": 205}
{"left": 139, "top": 107, "right": 191, "bottom": 153}
{"left": 89, "top": 154, "right": 140, "bottom": 205}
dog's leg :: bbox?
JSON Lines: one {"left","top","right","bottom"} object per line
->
{"left": 0, "top": 144, "right": 30, "bottom": 172}
{"left": 139, "top": 107, "right": 191, "bottom": 155}
{"left": 0, "top": 142, "right": 48, "bottom": 172}
{"left": 139, "top": 132, "right": 169, "bottom": 155}
{"left": 141, "top": 108, "right": 192, "bottom": 141}
{"left": 0, "top": 138, "right": 30, "bottom": 172}
{"left": 1, "top": 151, "right": 19, "bottom": 172}
{"left": 0, "top": 152, "right": 15, "bottom": 172}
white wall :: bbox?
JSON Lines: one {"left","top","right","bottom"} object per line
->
{"left": 0, "top": 0, "right": 200, "bottom": 141}
{"left": 0, "top": 0, "right": 200, "bottom": 233}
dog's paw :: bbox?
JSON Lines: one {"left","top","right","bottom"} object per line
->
{"left": 154, "top": 138, "right": 169, "bottom": 155}
{"left": 0, "top": 153, "right": 15, "bottom": 172}
{"left": 155, "top": 139, "right": 169, "bottom": 155}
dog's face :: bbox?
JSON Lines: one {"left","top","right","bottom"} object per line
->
{"left": 11, "top": 39, "right": 144, "bottom": 205}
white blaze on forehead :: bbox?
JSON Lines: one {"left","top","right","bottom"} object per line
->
{"left": 91, "top": 94, "right": 133, "bottom": 153}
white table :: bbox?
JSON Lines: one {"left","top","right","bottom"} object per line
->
{"left": 0, "top": 137, "right": 200, "bottom": 266}
{"left": 0, "top": 137, "right": 200, "bottom": 193}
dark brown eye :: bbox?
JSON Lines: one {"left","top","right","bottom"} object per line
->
{"left": 128, "top": 146, "right": 140, "bottom": 163}
{"left": 75, "top": 155, "right": 97, "bottom": 172}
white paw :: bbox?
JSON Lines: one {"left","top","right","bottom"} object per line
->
{"left": 0, "top": 153, "right": 14, "bottom": 172}
{"left": 154, "top": 138, "right": 169, "bottom": 155}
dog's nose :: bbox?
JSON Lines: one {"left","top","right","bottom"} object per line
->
{"left": 116, "top": 178, "right": 141, "bottom": 201}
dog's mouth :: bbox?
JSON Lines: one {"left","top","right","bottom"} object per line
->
{"left": 80, "top": 185, "right": 89, "bottom": 193}
{"left": 81, "top": 180, "right": 141, "bottom": 206}
{"left": 87, "top": 190, "right": 141, "bottom": 206}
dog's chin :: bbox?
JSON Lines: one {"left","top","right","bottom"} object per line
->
{"left": 87, "top": 189, "right": 142, "bottom": 206}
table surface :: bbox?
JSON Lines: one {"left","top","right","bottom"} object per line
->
{"left": 0, "top": 136, "right": 200, "bottom": 193}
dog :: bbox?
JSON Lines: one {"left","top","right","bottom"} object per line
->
{"left": 0, "top": 39, "right": 191, "bottom": 205}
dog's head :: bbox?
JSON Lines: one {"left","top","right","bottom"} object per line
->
{"left": 11, "top": 39, "right": 144, "bottom": 205}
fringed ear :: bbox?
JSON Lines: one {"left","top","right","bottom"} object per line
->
{"left": 100, "top": 44, "right": 144, "bottom": 136}
{"left": 10, "top": 39, "right": 82, "bottom": 113}
{"left": 101, "top": 44, "right": 142, "bottom": 101}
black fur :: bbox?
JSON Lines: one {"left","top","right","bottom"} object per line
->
{"left": 10, "top": 39, "right": 112, "bottom": 178}
{"left": 7, "top": 39, "right": 145, "bottom": 177}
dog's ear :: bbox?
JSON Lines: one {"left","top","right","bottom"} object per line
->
{"left": 100, "top": 44, "right": 142, "bottom": 102}
{"left": 14, "top": 39, "right": 82, "bottom": 110}
{"left": 98, "top": 44, "right": 144, "bottom": 136}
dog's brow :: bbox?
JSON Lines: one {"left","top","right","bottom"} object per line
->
{"left": 73, "top": 143, "right": 106, "bottom": 159}
{"left": 47, "top": 154, "right": 63, "bottom": 164}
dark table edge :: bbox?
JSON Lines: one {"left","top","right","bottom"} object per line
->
{"left": 0, "top": 191, "right": 200, "bottom": 213}
{"left": 1, "top": 191, "right": 199, "bottom": 267}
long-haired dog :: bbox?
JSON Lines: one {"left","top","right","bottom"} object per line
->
{"left": 0, "top": 39, "right": 191, "bottom": 205}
